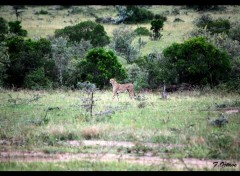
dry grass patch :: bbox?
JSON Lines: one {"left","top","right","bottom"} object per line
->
{"left": 81, "top": 126, "right": 102, "bottom": 140}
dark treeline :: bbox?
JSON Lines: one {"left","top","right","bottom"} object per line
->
{"left": 0, "top": 5, "right": 240, "bottom": 92}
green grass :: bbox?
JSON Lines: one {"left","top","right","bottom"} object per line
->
{"left": 0, "top": 160, "right": 163, "bottom": 171}
{"left": 0, "top": 160, "right": 238, "bottom": 171}
{"left": 0, "top": 89, "right": 239, "bottom": 161}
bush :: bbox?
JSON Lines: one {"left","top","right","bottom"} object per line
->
{"left": 0, "top": 17, "right": 8, "bottom": 41}
{"left": 23, "top": 67, "right": 52, "bottom": 89}
{"left": 50, "top": 36, "right": 93, "bottom": 87}
{"left": 35, "top": 9, "right": 49, "bottom": 15}
{"left": 162, "top": 37, "right": 231, "bottom": 87}
{"left": 126, "top": 63, "right": 148, "bottom": 90}
{"left": 54, "top": 21, "right": 110, "bottom": 47}
{"left": 0, "top": 42, "right": 10, "bottom": 87}
{"left": 189, "top": 28, "right": 240, "bottom": 59}
{"left": 124, "top": 6, "right": 154, "bottom": 24}
{"left": 171, "top": 8, "right": 180, "bottom": 15}
{"left": 195, "top": 15, "right": 230, "bottom": 35}
{"left": 186, "top": 5, "right": 220, "bottom": 11}
{"left": 135, "top": 51, "right": 165, "bottom": 89}
{"left": 4, "top": 36, "right": 53, "bottom": 88}
{"left": 229, "top": 22, "right": 240, "bottom": 42}
{"left": 188, "top": 28, "right": 240, "bottom": 91}
{"left": 173, "top": 18, "right": 184, "bottom": 22}
{"left": 110, "top": 26, "right": 139, "bottom": 63}
{"left": 8, "top": 21, "right": 27, "bottom": 37}
{"left": 134, "top": 27, "right": 151, "bottom": 36}
{"left": 154, "top": 14, "right": 167, "bottom": 21}
{"left": 79, "top": 48, "right": 127, "bottom": 88}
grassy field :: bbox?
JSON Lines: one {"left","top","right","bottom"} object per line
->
{"left": 0, "top": 88, "right": 239, "bottom": 170}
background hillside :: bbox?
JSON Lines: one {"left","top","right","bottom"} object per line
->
{"left": 1, "top": 5, "right": 239, "bottom": 55}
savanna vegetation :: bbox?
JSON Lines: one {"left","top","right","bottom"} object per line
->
{"left": 0, "top": 5, "right": 239, "bottom": 171}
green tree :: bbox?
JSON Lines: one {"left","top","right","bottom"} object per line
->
{"left": 8, "top": 21, "right": 27, "bottom": 37}
{"left": 150, "top": 19, "right": 165, "bottom": 40}
{"left": 126, "top": 63, "right": 148, "bottom": 90}
{"left": 135, "top": 51, "right": 165, "bottom": 89}
{"left": 55, "top": 21, "right": 110, "bottom": 47}
{"left": 110, "top": 26, "right": 140, "bottom": 63}
{"left": 0, "top": 42, "right": 10, "bottom": 87}
{"left": 124, "top": 6, "right": 154, "bottom": 24}
{"left": 0, "top": 17, "right": 8, "bottom": 42}
{"left": 4, "top": 35, "right": 52, "bottom": 88}
{"left": 50, "top": 36, "right": 92, "bottom": 86}
{"left": 23, "top": 67, "right": 52, "bottom": 89}
{"left": 162, "top": 37, "right": 231, "bottom": 87}
{"left": 79, "top": 48, "right": 127, "bottom": 88}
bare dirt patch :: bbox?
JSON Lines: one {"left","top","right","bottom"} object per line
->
{"left": 0, "top": 151, "right": 239, "bottom": 170}
{"left": 61, "top": 140, "right": 184, "bottom": 149}
{"left": 225, "top": 109, "right": 239, "bottom": 114}
{"left": 0, "top": 140, "right": 239, "bottom": 170}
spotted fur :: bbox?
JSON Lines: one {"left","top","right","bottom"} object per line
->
{"left": 109, "top": 78, "right": 136, "bottom": 100}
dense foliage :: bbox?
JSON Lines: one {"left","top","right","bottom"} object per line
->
{"left": 110, "top": 26, "right": 139, "bottom": 63}
{"left": 124, "top": 6, "right": 154, "bottom": 24}
{"left": 0, "top": 17, "right": 8, "bottom": 41}
{"left": 134, "top": 27, "right": 151, "bottom": 36}
{"left": 186, "top": 5, "right": 220, "bottom": 11}
{"left": 195, "top": 15, "right": 230, "bottom": 35}
{"left": 162, "top": 37, "right": 231, "bottom": 87}
{"left": 0, "top": 7, "right": 239, "bottom": 92}
{"left": 8, "top": 21, "right": 27, "bottom": 37}
{"left": 54, "top": 21, "right": 110, "bottom": 47}
{"left": 79, "top": 48, "right": 127, "bottom": 88}
{"left": 3, "top": 35, "right": 53, "bottom": 88}
{"left": 150, "top": 18, "right": 166, "bottom": 40}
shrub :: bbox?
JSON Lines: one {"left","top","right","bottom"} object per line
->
{"left": 186, "top": 5, "right": 220, "bottom": 11}
{"left": 195, "top": 15, "right": 230, "bottom": 35}
{"left": 135, "top": 51, "right": 165, "bottom": 89}
{"left": 229, "top": 22, "right": 240, "bottom": 42}
{"left": 0, "top": 43, "right": 9, "bottom": 87}
{"left": 188, "top": 28, "right": 240, "bottom": 91}
{"left": 126, "top": 63, "right": 148, "bottom": 90}
{"left": 124, "top": 6, "right": 154, "bottom": 24}
{"left": 150, "top": 18, "right": 165, "bottom": 40}
{"left": 79, "top": 48, "right": 127, "bottom": 88}
{"left": 23, "top": 67, "right": 52, "bottom": 89}
{"left": 54, "top": 21, "right": 110, "bottom": 47}
{"left": 162, "top": 37, "right": 231, "bottom": 87}
{"left": 171, "top": 8, "right": 180, "bottom": 15}
{"left": 50, "top": 36, "right": 93, "bottom": 87}
{"left": 173, "top": 18, "right": 184, "bottom": 22}
{"left": 0, "top": 17, "right": 8, "bottom": 41}
{"left": 154, "top": 14, "right": 167, "bottom": 21}
{"left": 35, "top": 9, "right": 49, "bottom": 15}
{"left": 134, "top": 27, "right": 151, "bottom": 36}
{"left": 8, "top": 21, "right": 27, "bottom": 37}
{"left": 189, "top": 28, "right": 240, "bottom": 59}
{"left": 69, "top": 6, "right": 83, "bottom": 14}
{"left": 110, "top": 26, "right": 139, "bottom": 63}
{"left": 4, "top": 36, "right": 53, "bottom": 88}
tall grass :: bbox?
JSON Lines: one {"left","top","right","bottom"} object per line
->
{"left": 0, "top": 88, "right": 239, "bottom": 162}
